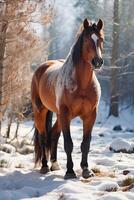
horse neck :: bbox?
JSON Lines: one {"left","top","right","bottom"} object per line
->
{"left": 75, "top": 60, "right": 93, "bottom": 90}
{"left": 61, "top": 45, "right": 93, "bottom": 91}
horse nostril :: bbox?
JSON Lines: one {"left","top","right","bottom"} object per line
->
{"left": 92, "top": 58, "right": 103, "bottom": 68}
{"left": 92, "top": 59, "right": 95, "bottom": 66}
{"left": 100, "top": 59, "right": 103, "bottom": 65}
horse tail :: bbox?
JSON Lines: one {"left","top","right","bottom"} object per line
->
{"left": 34, "top": 110, "right": 53, "bottom": 166}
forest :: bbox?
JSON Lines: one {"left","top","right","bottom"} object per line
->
{"left": 0, "top": 0, "right": 134, "bottom": 200}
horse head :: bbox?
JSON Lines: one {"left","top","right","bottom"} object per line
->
{"left": 83, "top": 18, "right": 104, "bottom": 69}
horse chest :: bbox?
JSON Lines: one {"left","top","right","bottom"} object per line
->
{"left": 67, "top": 85, "right": 100, "bottom": 117}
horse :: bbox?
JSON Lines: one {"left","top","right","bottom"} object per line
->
{"left": 31, "top": 18, "right": 104, "bottom": 179}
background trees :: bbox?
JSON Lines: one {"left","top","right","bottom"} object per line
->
{"left": 0, "top": 0, "right": 53, "bottom": 135}
{"left": 109, "top": 0, "right": 120, "bottom": 117}
{"left": 0, "top": 0, "right": 134, "bottom": 138}
{"left": 48, "top": 0, "right": 134, "bottom": 116}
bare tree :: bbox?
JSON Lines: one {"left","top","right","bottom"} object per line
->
{"left": 0, "top": 0, "right": 53, "bottom": 135}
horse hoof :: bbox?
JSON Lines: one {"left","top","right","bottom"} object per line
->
{"left": 64, "top": 172, "right": 77, "bottom": 179}
{"left": 82, "top": 169, "right": 94, "bottom": 179}
{"left": 50, "top": 161, "right": 60, "bottom": 171}
{"left": 40, "top": 167, "right": 50, "bottom": 174}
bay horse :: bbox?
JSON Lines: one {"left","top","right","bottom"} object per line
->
{"left": 31, "top": 18, "right": 104, "bottom": 179}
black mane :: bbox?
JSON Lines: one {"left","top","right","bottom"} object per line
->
{"left": 72, "top": 32, "right": 84, "bottom": 66}
{"left": 72, "top": 26, "right": 94, "bottom": 66}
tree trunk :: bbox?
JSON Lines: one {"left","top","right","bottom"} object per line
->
{"left": 0, "top": 3, "right": 8, "bottom": 133}
{"left": 109, "top": 0, "right": 120, "bottom": 117}
{"left": 6, "top": 113, "right": 13, "bottom": 138}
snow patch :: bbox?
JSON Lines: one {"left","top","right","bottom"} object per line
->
{"left": 17, "top": 145, "right": 34, "bottom": 155}
{"left": 97, "top": 181, "right": 119, "bottom": 191}
{"left": 22, "top": 191, "right": 64, "bottom": 200}
{"left": 109, "top": 138, "right": 134, "bottom": 153}
{"left": 97, "top": 192, "right": 128, "bottom": 200}
{"left": 95, "top": 157, "right": 116, "bottom": 166}
{"left": 0, "top": 144, "right": 16, "bottom": 154}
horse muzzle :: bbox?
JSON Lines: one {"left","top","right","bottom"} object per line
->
{"left": 92, "top": 57, "right": 103, "bottom": 69}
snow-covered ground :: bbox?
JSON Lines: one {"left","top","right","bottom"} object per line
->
{"left": 0, "top": 102, "right": 134, "bottom": 200}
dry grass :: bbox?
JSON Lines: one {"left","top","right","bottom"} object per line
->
{"left": 0, "top": 159, "right": 9, "bottom": 168}
{"left": 15, "top": 163, "right": 24, "bottom": 168}
{"left": 91, "top": 167, "right": 101, "bottom": 174}
{"left": 121, "top": 177, "right": 134, "bottom": 187}
{"left": 91, "top": 167, "right": 116, "bottom": 178}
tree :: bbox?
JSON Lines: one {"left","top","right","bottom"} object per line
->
{"left": 0, "top": 0, "right": 53, "bottom": 134}
{"left": 109, "top": 0, "right": 120, "bottom": 117}
{"left": 0, "top": 2, "right": 9, "bottom": 133}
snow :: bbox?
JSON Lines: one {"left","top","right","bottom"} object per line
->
{"left": 95, "top": 157, "right": 117, "bottom": 166}
{"left": 0, "top": 143, "right": 16, "bottom": 154}
{"left": 97, "top": 181, "right": 119, "bottom": 191}
{"left": 0, "top": 103, "right": 134, "bottom": 200}
{"left": 109, "top": 138, "right": 134, "bottom": 153}
{"left": 97, "top": 192, "right": 128, "bottom": 200}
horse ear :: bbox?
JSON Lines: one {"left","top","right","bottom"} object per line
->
{"left": 83, "top": 18, "right": 90, "bottom": 29}
{"left": 97, "top": 19, "right": 104, "bottom": 31}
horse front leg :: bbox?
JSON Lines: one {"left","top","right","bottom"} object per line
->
{"left": 81, "top": 109, "right": 97, "bottom": 178}
{"left": 59, "top": 107, "right": 76, "bottom": 179}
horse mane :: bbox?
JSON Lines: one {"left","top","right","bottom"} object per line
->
{"left": 72, "top": 28, "right": 84, "bottom": 67}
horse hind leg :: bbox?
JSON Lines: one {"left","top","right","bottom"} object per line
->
{"left": 45, "top": 110, "right": 53, "bottom": 160}
{"left": 34, "top": 107, "right": 50, "bottom": 174}
{"left": 50, "top": 117, "right": 61, "bottom": 171}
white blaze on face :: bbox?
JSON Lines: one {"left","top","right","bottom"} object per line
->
{"left": 91, "top": 33, "right": 102, "bottom": 58}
